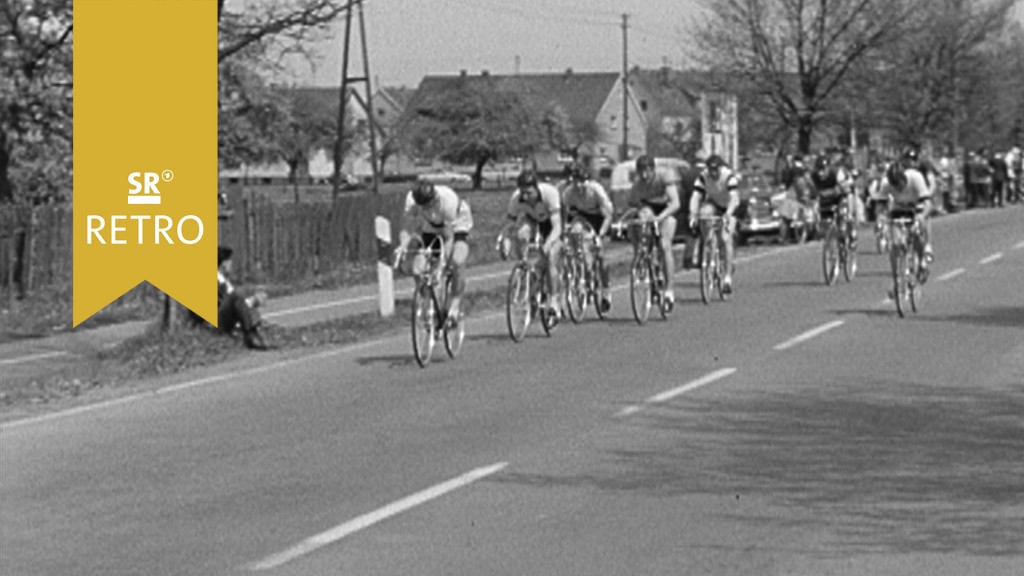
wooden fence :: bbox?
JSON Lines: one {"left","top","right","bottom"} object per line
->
{"left": 0, "top": 189, "right": 407, "bottom": 302}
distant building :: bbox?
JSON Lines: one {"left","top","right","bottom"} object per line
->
{"left": 403, "top": 69, "right": 648, "bottom": 173}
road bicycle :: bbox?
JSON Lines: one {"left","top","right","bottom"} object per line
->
{"left": 499, "top": 232, "right": 559, "bottom": 342}
{"left": 697, "top": 213, "right": 731, "bottom": 304}
{"left": 561, "top": 221, "right": 608, "bottom": 323}
{"left": 820, "top": 197, "right": 858, "bottom": 285}
{"left": 889, "top": 214, "right": 926, "bottom": 318}
{"left": 618, "top": 209, "right": 673, "bottom": 324}
{"left": 395, "top": 236, "right": 464, "bottom": 367}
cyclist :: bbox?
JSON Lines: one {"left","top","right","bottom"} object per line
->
{"left": 501, "top": 169, "right": 564, "bottom": 318}
{"left": 559, "top": 161, "right": 614, "bottom": 312}
{"left": 396, "top": 180, "right": 473, "bottom": 325}
{"left": 811, "top": 150, "right": 857, "bottom": 247}
{"left": 880, "top": 157, "right": 934, "bottom": 281}
{"left": 688, "top": 154, "right": 740, "bottom": 294}
{"left": 628, "top": 155, "right": 681, "bottom": 305}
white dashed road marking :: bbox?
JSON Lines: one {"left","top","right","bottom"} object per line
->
{"left": 247, "top": 462, "right": 508, "bottom": 571}
{"left": 979, "top": 253, "right": 1003, "bottom": 265}
{"left": 773, "top": 320, "right": 845, "bottom": 351}
{"left": 617, "top": 368, "right": 737, "bottom": 417}
{"left": 937, "top": 268, "right": 965, "bottom": 282}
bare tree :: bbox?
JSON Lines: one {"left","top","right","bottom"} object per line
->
{"left": 856, "top": 0, "right": 1017, "bottom": 149}
{"left": 691, "top": 0, "right": 917, "bottom": 154}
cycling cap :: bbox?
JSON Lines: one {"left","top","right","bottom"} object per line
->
{"left": 412, "top": 180, "right": 437, "bottom": 205}
{"left": 706, "top": 155, "right": 725, "bottom": 169}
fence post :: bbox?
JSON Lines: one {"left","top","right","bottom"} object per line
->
{"left": 375, "top": 216, "right": 394, "bottom": 317}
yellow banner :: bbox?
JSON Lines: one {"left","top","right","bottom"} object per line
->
{"left": 74, "top": 0, "right": 217, "bottom": 327}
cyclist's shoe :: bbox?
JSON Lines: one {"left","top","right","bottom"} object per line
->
{"left": 664, "top": 290, "right": 675, "bottom": 306}
{"left": 722, "top": 275, "right": 734, "bottom": 295}
{"left": 599, "top": 292, "right": 612, "bottom": 313}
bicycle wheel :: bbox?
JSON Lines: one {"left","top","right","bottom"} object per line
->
{"left": 822, "top": 225, "right": 840, "bottom": 286}
{"left": 565, "top": 252, "right": 587, "bottom": 323}
{"left": 592, "top": 257, "right": 608, "bottom": 320}
{"left": 443, "top": 275, "right": 465, "bottom": 359}
{"left": 907, "top": 251, "right": 920, "bottom": 313}
{"left": 630, "top": 252, "right": 652, "bottom": 324}
{"left": 651, "top": 251, "right": 670, "bottom": 319}
{"left": 411, "top": 282, "right": 436, "bottom": 367}
{"left": 699, "top": 235, "right": 714, "bottom": 305}
{"left": 842, "top": 223, "right": 858, "bottom": 282}
{"left": 892, "top": 248, "right": 907, "bottom": 318}
{"left": 716, "top": 244, "right": 730, "bottom": 301}
{"left": 538, "top": 268, "right": 557, "bottom": 336}
{"left": 506, "top": 264, "right": 531, "bottom": 342}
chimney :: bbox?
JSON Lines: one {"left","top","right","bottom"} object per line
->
{"left": 459, "top": 69, "right": 467, "bottom": 78}
{"left": 564, "top": 67, "right": 574, "bottom": 81}
{"left": 481, "top": 69, "right": 489, "bottom": 77}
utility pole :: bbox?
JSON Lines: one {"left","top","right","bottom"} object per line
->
{"left": 621, "top": 12, "right": 629, "bottom": 162}
{"left": 333, "top": 0, "right": 381, "bottom": 201}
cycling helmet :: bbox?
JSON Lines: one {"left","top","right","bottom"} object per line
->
{"left": 516, "top": 169, "right": 539, "bottom": 189}
{"left": 902, "top": 147, "right": 919, "bottom": 164}
{"left": 814, "top": 154, "right": 830, "bottom": 173}
{"left": 706, "top": 154, "right": 725, "bottom": 170}
{"left": 885, "top": 162, "right": 907, "bottom": 189}
{"left": 412, "top": 180, "right": 437, "bottom": 205}
{"left": 635, "top": 155, "right": 655, "bottom": 172}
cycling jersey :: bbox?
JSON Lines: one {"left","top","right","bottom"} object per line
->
{"left": 508, "top": 182, "right": 561, "bottom": 223}
{"left": 812, "top": 167, "right": 851, "bottom": 203}
{"left": 561, "top": 180, "right": 613, "bottom": 218}
{"left": 404, "top": 185, "right": 473, "bottom": 235}
{"left": 693, "top": 167, "right": 739, "bottom": 210}
{"left": 628, "top": 166, "right": 680, "bottom": 212}
{"left": 880, "top": 168, "right": 932, "bottom": 208}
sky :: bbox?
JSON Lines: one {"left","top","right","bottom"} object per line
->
{"left": 276, "top": 0, "right": 1024, "bottom": 89}
{"left": 280, "top": 0, "right": 706, "bottom": 88}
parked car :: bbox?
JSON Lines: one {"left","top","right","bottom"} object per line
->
{"left": 418, "top": 170, "right": 472, "bottom": 185}
{"left": 734, "top": 172, "right": 785, "bottom": 245}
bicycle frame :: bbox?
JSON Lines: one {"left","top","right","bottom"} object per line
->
{"left": 505, "top": 233, "right": 557, "bottom": 341}
{"left": 888, "top": 215, "right": 923, "bottom": 317}
{"left": 698, "top": 214, "right": 728, "bottom": 303}
{"left": 401, "top": 236, "right": 463, "bottom": 367}
{"left": 617, "top": 210, "right": 671, "bottom": 323}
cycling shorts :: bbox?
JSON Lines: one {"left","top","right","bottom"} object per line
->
{"left": 567, "top": 211, "right": 603, "bottom": 236}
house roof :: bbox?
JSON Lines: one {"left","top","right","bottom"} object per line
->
{"left": 630, "top": 68, "right": 701, "bottom": 118}
{"left": 407, "top": 71, "right": 621, "bottom": 127}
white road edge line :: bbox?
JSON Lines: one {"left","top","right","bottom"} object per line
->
{"left": 0, "top": 350, "right": 69, "bottom": 366}
{"left": 979, "top": 253, "right": 1003, "bottom": 265}
{"left": 774, "top": 320, "right": 845, "bottom": 351}
{"left": 646, "top": 368, "right": 738, "bottom": 405}
{"left": 1014, "top": 241, "right": 1024, "bottom": 250}
{"left": 937, "top": 268, "right": 966, "bottom": 282}
{"left": 247, "top": 462, "right": 508, "bottom": 571}
{"left": 0, "top": 311, "right": 509, "bottom": 431}
{"left": 1, "top": 246, "right": 801, "bottom": 427}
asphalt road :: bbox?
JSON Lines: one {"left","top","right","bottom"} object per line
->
{"left": 2, "top": 207, "right": 1022, "bottom": 576}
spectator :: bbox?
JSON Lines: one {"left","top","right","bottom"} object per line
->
{"left": 990, "top": 151, "right": 1008, "bottom": 208}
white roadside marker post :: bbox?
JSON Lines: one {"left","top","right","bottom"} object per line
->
{"left": 375, "top": 216, "right": 395, "bottom": 317}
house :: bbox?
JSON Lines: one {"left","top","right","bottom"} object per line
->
{"left": 218, "top": 85, "right": 415, "bottom": 184}
{"left": 403, "top": 69, "right": 649, "bottom": 173}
